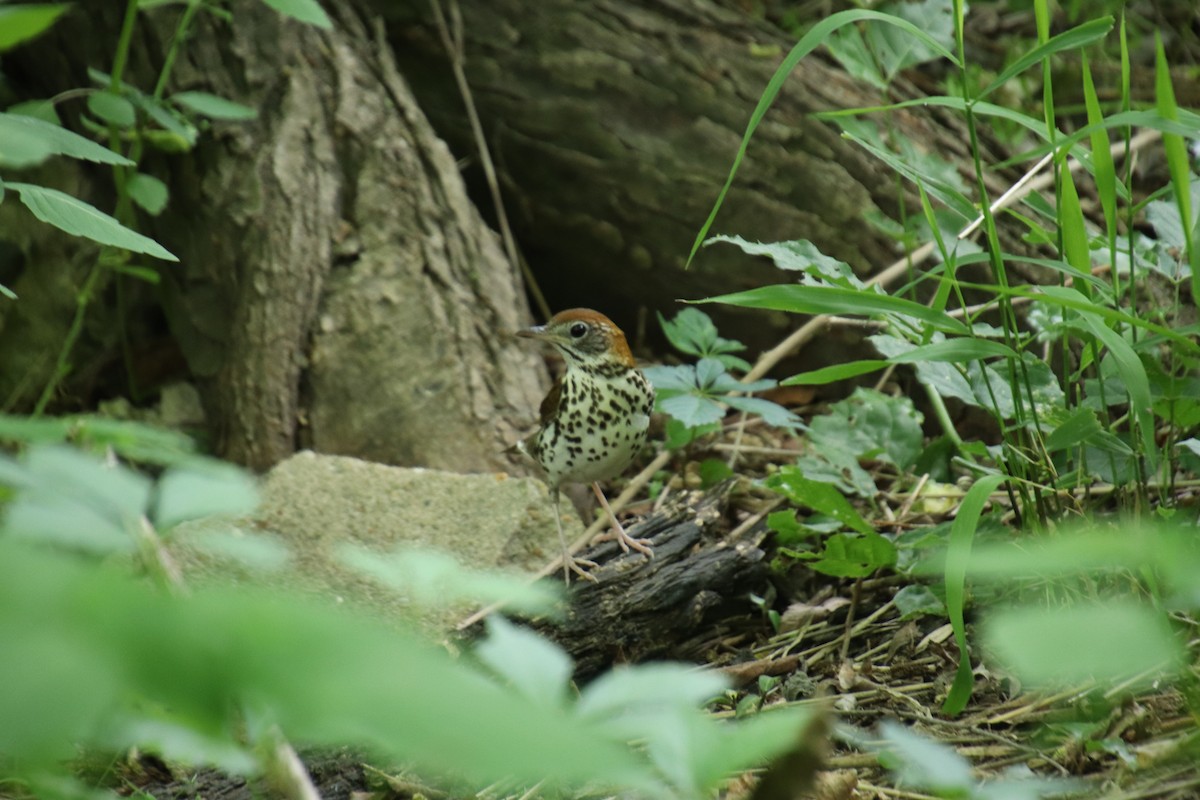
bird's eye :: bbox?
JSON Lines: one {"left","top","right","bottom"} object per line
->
{"left": 569, "top": 322, "right": 588, "bottom": 338}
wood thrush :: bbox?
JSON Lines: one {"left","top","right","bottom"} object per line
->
{"left": 516, "top": 308, "right": 656, "bottom": 582}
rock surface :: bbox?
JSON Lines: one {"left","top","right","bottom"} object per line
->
{"left": 172, "top": 451, "right": 576, "bottom": 631}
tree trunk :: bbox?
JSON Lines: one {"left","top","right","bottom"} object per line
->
{"left": 381, "top": 0, "right": 993, "bottom": 357}
{"left": 2, "top": 1, "right": 549, "bottom": 472}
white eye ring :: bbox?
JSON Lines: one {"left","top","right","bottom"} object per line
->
{"left": 569, "top": 322, "right": 588, "bottom": 338}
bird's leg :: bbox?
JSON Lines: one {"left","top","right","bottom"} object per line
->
{"left": 589, "top": 482, "right": 653, "bottom": 557}
{"left": 552, "top": 488, "right": 598, "bottom": 584}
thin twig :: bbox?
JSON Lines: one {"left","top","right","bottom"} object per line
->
{"left": 427, "top": 0, "right": 551, "bottom": 321}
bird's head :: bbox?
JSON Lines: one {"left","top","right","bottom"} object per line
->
{"left": 517, "top": 308, "right": 636, "bottom": 369}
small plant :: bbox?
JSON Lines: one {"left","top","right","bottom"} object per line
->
{"left": 643, "top": 308, "right": 801, "bottom": 450}
{"left": 0, "top": 419, "right": 821, "bottom": 798}
{"left": 0, "top": 0, "right": 331, "bottom": 412}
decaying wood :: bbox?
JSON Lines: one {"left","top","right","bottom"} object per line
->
{"left": 534, "top": 481, "right": 771, "bottom": 679}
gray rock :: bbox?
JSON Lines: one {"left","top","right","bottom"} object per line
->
{"left": 171, "top": 451, "right": 577, "bottom": 631}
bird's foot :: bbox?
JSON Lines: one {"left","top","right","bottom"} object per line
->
{"left": 592, "top": 522, "right": 653, "bottom": 557}
{"left": 589, "top": 482, "right": 653, "bottom": 558}
{"left": 561, "top": 554, "right": 601, "bottom": 584}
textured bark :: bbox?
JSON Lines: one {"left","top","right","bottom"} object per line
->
{"left": 381, "top": 0, "right": 988, "bottom": 355}
{"left": 140, "top": 2, "right": 546, "bottom": 470}
{"left": 531, "top": 482, "right": 770, "bottom": 680}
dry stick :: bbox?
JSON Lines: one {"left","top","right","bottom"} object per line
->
{"left": 427, "top": 0, "right": 551, "bottom": 322}
{"left": 740, "top": 127, "right": 1163, "bottom": 385}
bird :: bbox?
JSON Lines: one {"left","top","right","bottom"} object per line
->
{"left": 515, "top": 308, "right": 657, "bottom": 582}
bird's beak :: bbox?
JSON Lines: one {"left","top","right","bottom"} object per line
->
{"left": 517, "top": 324, "right": 550, "bottom": 341}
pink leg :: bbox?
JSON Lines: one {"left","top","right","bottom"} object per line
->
{"left": 590, "top": 483, "right": 653, "bottom": 557}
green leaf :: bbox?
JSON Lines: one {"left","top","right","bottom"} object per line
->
{"left": 894, "top": 584, "right": 944, "bottom": 618}
{"left": 942, "top": 474, "right": 1007, "bottom": 716}
{"left": 1071, "top": 314, "right": 1155, "bottom": 460}
{"left": 258, "top": 0, "right": 331, "bottom": 29}
{"left": 87, "top": 92, "right": 136, "bottom": 128}
{"left": 807, "top": 532, "right": 896, "bottom": 578}
{"left": 723, "top": 395, "right": 801, "bottom": 428}
{"left": 1155, "top": 33, "right": 1200, "bottom": 302}
{"left": 807, "top": 388, "right": 924, "bottom": 470}
{"left": 127, "top": 172, "right": 169, "bottom": 215}
{"left": 171, "top": 91, "right": 257, "bottom": 121}
{"left": 710, "top": 236, "right": 864, "bottom": 289}
{"left": 0, "top": 4, "right": 70, "bottom": 52}
{"left": 977, "top": 17, "right": 1113, "bottom": 102}
{"left": 658, "top": 308, "right": 748, "bottom": 369}
{"left": 983, "top": 602, "right": 1184, "bottom": 686}
{"left": 337, "top": 546, "right": 561, "bottom": 618}
{"left": 887, "top": 338, "right": 1018, "bottom": 363}
{"left": 0, "top": 112, "right": 132, "bottom": 169}
{"left": 877, "top": 721, "right": 972, "bottom": 794}
{"left": 7, "top": 183, "right": 178, "bottom": 261}
{"left": 1081, "top": 53, "right": 1117, "bottom": 241}
{"left": 476, "top": 617, "right": 573, "bottom": 708}
{"left": 841, "top": 127, "right": 976, "bottom": 223}
{"left": 7, "top": 99, "right": 60, "bottom": 125}
{"left": 0, "top": 542, "right": 651, "bottom": 786}
{"left": 765, "top": 468, "right": 873, "bottom": 536}
{"left": 697, "top": 284, "right": 969, "bottom": 335}
{"left": 152, "top": 462, "right": 259, "bottom": 530}
{"left": 1043, "top": 407, "right": 1102, "bottom": 453}
{"left": 659, "top": 393, "right": 725, "bottom": 427}
{"left": 783, "top": 360, "right": 888, "bottom": 386}
{"left": 577, "top": 663, "right": 728, "bottom": 721}
{"left": 1058, "top": 163, "right": 1092, "bottom": 299}
{"left": 688, "top": 8, "right": 959, "bottom": 266}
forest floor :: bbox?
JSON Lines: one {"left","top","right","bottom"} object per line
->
{"left": 130, "top": 417, "right": 1200, "bottom": 800}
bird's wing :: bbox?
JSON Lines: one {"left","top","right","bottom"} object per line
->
{"left": 538, "top": 375, "right": 563, "bottom": 427}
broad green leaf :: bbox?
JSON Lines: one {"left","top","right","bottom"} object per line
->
{"left": 1043, "top": 407, "right": 1102, "bottom": 453}
{"left": 171, "top": 91, "right": 257, "bottom": 121}
{"left": 698, "top": 284, "right": 969, "bottom": 335}
{"left": 152, "top": 462, "right": 259, "bottom": 530}
{"left": 878, "top": 721, "right": 972, "bottom": 794}
{"left": 127, "top": 172, "right": 169, "bottom": 215}
{"left": 807, "top": 388, "right": 924, "bottom": 470}
{"left": 723, "top": 395, "right": 801, "bottom": 427}
{"left": 7, "top": 183, "right": 178, "bottom": 261}
{"left": 894, "top": 585, "right": 945, "bottom": 618}
{"left": 942, "top": 473, "right": 1007, "bottom": 715}
{"left": 688, "top": 8, "right": 958, "bottom": 265}
{"left": 0, "top": 112, "right": 131, "bottom": 169}
{"left": 783, "top": 359, "right": 887, "bottom": 386}
{"left": 0, "top": 543, "right": 651, "bottom": 786}
{"left": 977, "top": 17, "right": 1113, "bottom": 102}
{"left": 258, "top": 0, "right": 331, "bottom": 29}
{"left": 658, "top": 394, "right": 725, "bottom": 427}
{"left": 336, "top": 545, "right": 561, "bottom": 618}
{"left": 806, "top": 532, "right": 896, "bottom": 578}
{"left": 87, "top": 92, "right": 136, "bottom": 128}
{"left": 710, "top": 235, "right": 864, "bottom": 288}
{"left": 577, "top": 663, "right": 728, "bottom": 720}
{"left": 0, "top": 4, "right": 70, "bottom": 52}
{"left": 1072, "top": 314, "right": 1155, "bottom": 460}
{"left": 765, "top": 468, "right": 873, "bottom": 536}
{"left": 476, "top": 617, "right": 573, "bottom": 709}
{"left": 983, "top": 602, "right": 1183, "bottom": 686}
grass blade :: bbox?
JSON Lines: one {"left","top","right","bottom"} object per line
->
{"left": 688, "top": 9, "right": 961, "bottom": 267}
